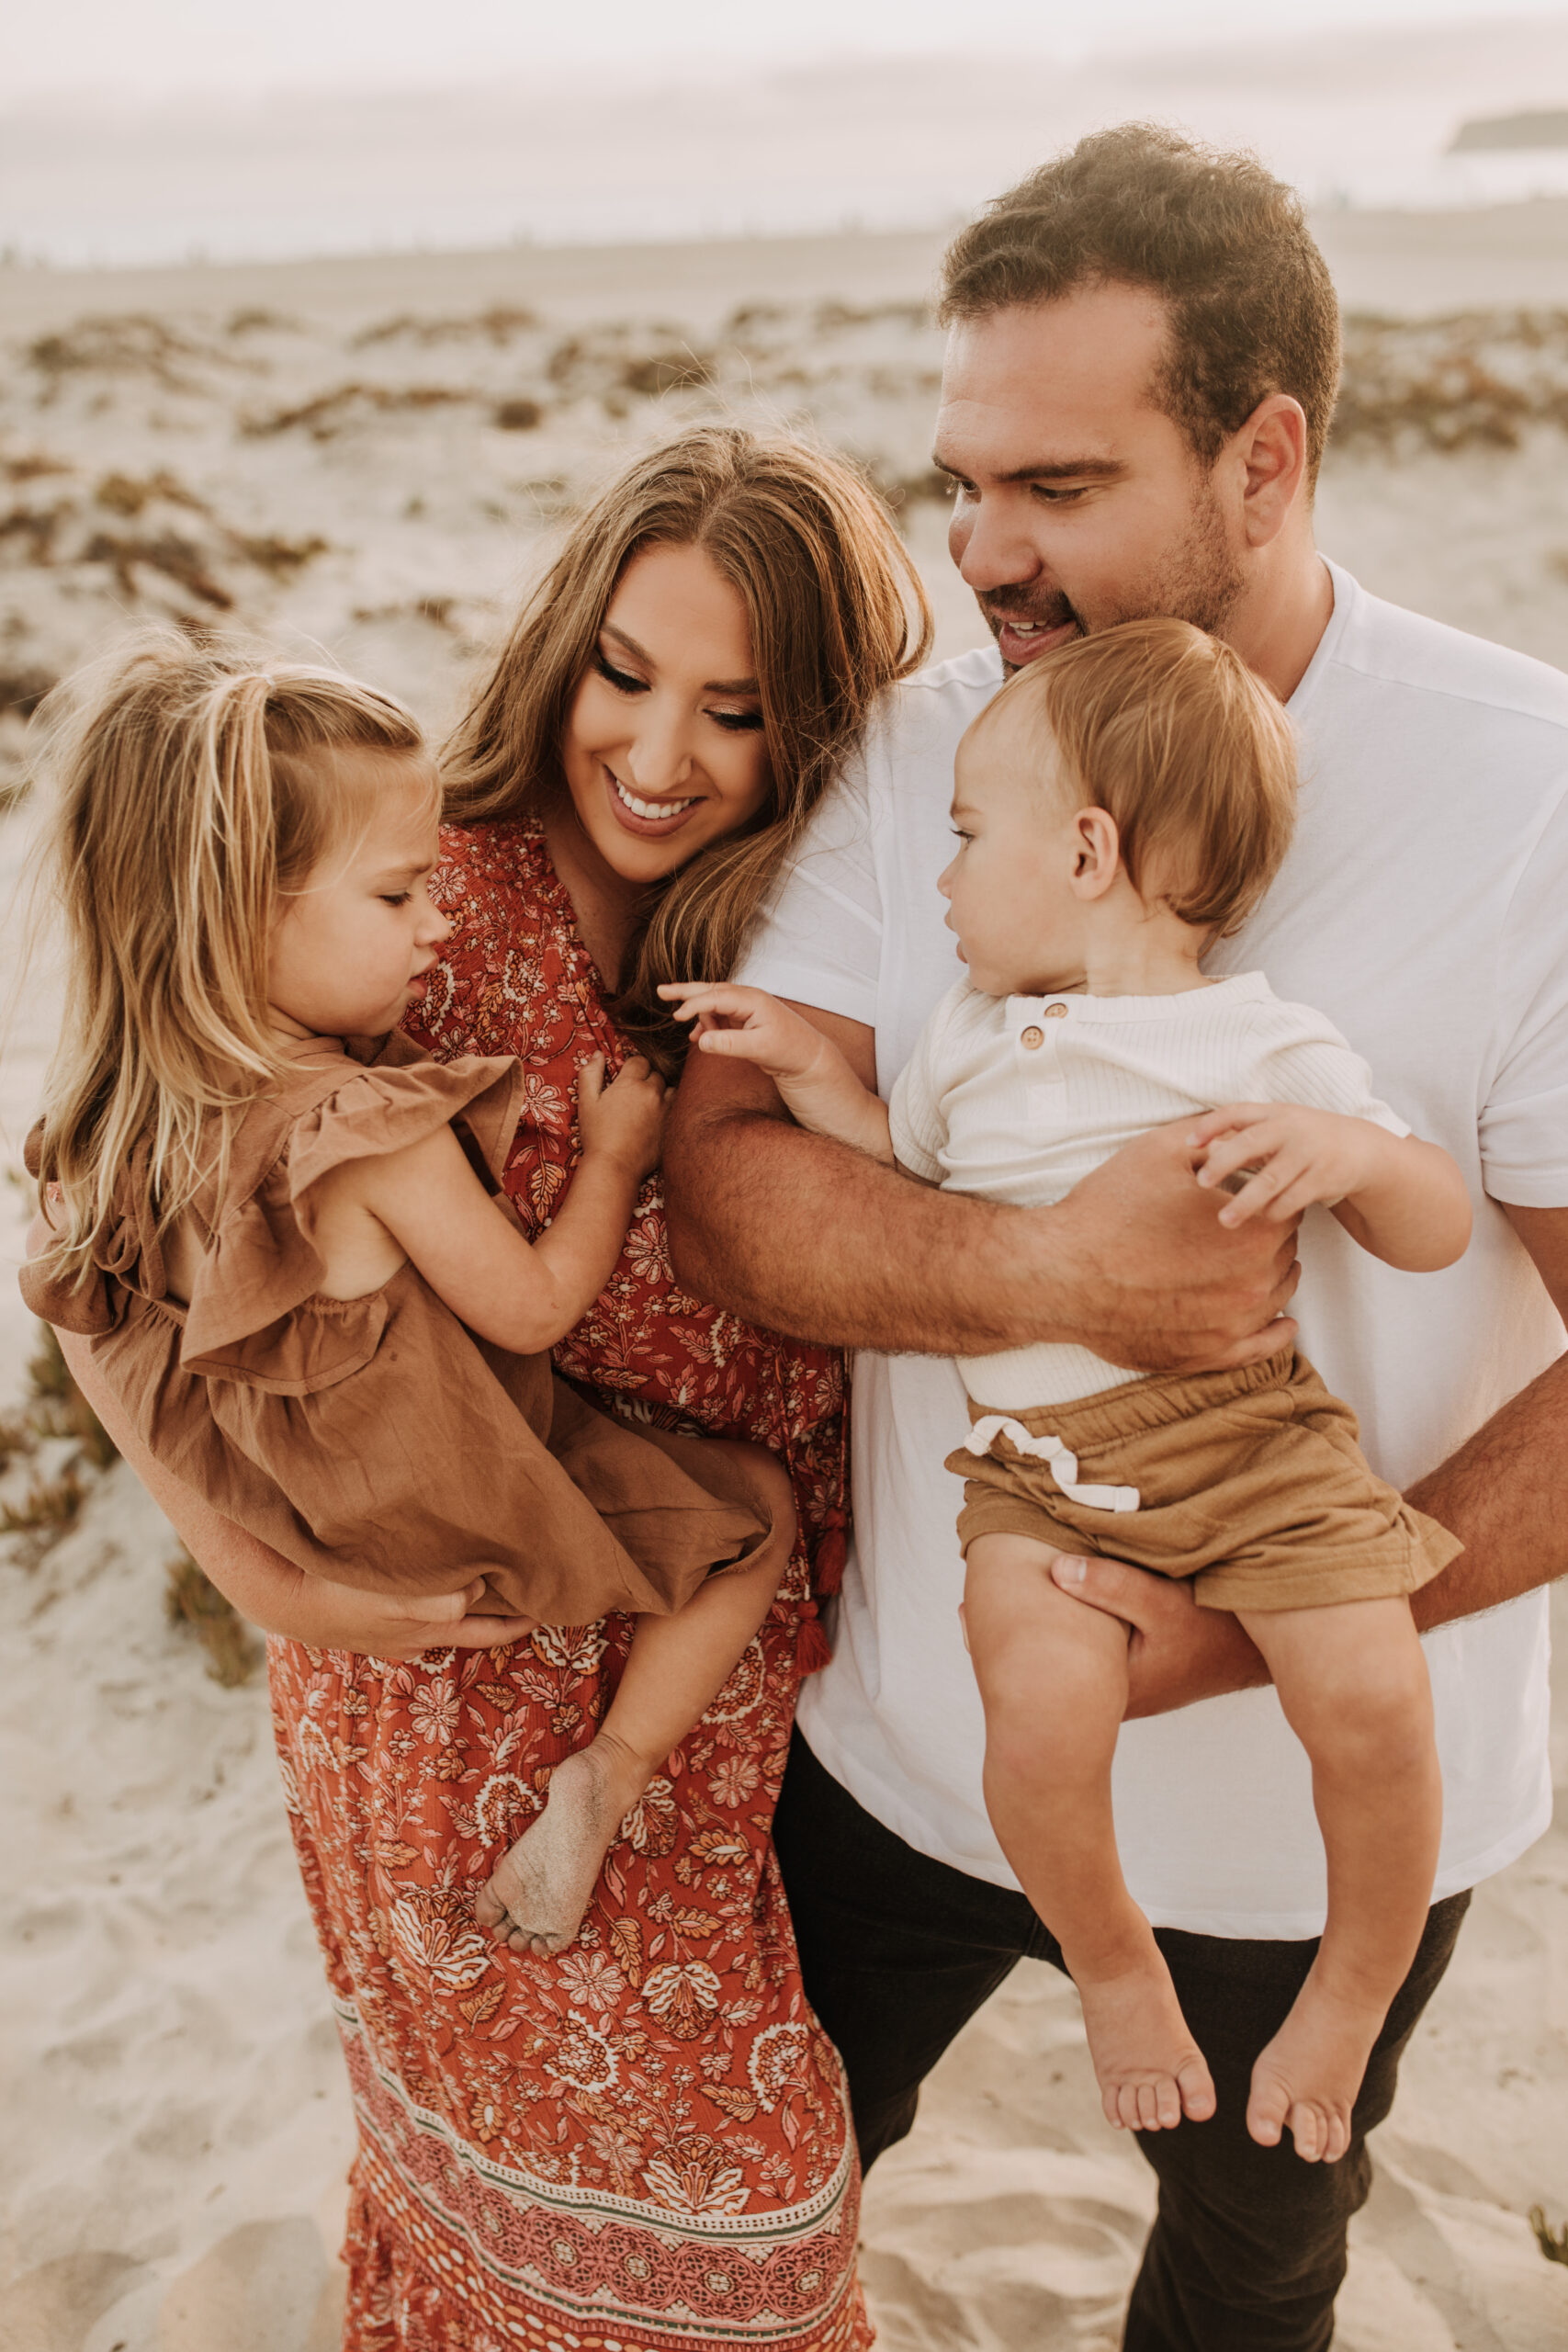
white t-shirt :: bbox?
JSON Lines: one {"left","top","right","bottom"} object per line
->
{"left": 736, "top": 560, "right": 1568, "bottom": 1937}
{"left": 889, "top": 970, "right": 1408, "bottom": 1409}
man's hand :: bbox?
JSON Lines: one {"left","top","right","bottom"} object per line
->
{"left": 1049, "top": 1119, "right": 1301, "bottom": 1374}
{"left": 1050, "top": 1553, "right": 1271, "bottom": 1716}
{"left": 666, "top": 1022, "right": 1300, "bottom": 1368}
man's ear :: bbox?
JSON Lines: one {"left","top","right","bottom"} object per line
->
{"left": 1069, "top": 806, "right": 1121, "bottom": 899}
{"left": 1234, "top": 394, "right": 1309, "bottom": 548}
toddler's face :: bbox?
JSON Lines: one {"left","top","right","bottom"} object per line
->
{"left": 266, "top": 752, "right": 449, "bottom": 1041}
{"left": 937, "top": 707, "right": 1091, "bottom": 998}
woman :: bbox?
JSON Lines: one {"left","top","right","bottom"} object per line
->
{"left": 57, "top": 427, "right": 930, "bottom": 2349}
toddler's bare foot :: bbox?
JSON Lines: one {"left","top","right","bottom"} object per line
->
{"left": 475, "top": 1735, "right": 648, "bottom": 1956}
{"left": 1247, "top": 1968, "right": 1381, "bottom": 2163}
{"left": 1077, "top": 1952, "right": 1216, "bottom": 2134}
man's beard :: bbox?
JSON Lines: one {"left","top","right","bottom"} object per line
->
{"left": 979, "top": 482, "right": 1246, "bottom": 673}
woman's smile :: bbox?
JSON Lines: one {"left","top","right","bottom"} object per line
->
{"left": 604, "top": 763, "right": 705, "bottom": 836}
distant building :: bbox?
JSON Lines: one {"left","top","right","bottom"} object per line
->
{"left": 1449, "top": 111, "right": 1568, "bottom": 154}
{"left": 1439, "top": 108, "right": 1568, "bottom": 202}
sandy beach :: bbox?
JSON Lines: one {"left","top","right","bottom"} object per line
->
{"left": 2, "top": 211, "right": 1566, "bottom": 2350}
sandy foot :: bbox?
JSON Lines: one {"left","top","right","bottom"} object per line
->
{"left": 1247, "top": 1968, "right": 1383, "bottom": 2163}
{"left": 476, "top": 1741, "right": 643, "bottom": 1956}
{"left": 1077, "top": 1954, "right": 1217, "bottom": 2134}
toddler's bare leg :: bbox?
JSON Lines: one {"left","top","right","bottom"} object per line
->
{"left": 478, "top": 1450, "right": 794, "bottom": 1955}
{"left": 1237, "top": 1596, "right": 1440, "bottom": 2164}
{"left": 965, "top": 1534, "right": 1215, "bottom": 2133}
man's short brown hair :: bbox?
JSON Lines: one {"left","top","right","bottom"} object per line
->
{"left": 940, "top": 124, "right": 1341, "bottom": 488}
{"left": 978, "top": 616, "right": 1298, "bottom": 938}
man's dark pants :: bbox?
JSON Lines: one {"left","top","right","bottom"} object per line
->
{"left": 774, "top": 1729, "right": 1469, "bottom": 2352}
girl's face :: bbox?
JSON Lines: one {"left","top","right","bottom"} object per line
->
{"left": 267, "top": 752, "right": 450, "bottom": 1040}
{"left": 561, "top": 542, "right": 773, "bottom": 887}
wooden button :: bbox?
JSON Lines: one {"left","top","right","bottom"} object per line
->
{"left": 1020, "top": 1025, "right": 1044, "bottom": 1050}
{"left": 1043, "top": 1001, "right": 1069, "bottom": 1018}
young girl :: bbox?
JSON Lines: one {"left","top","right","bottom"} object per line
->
{"left": 22, "top": 630, "right": 795, "bottom": 1958}
{"left": 661, "top": 616, "right": 1472, "bottom": 2167}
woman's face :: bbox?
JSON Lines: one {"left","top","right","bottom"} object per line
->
{"left": 561, "top": 541, "right": 773, "bottom": 886}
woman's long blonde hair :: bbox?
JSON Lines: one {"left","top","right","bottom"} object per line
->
{"left": 28, "top": 630, "right": 426, "bottom": 1288}
{"left": 443, "top": 427, "right": 931, "bottom": 1069}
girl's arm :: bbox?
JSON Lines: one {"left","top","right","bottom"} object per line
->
{"left": 351, "top": 1052, "right": 665, "bottom": 1353}
{"left": 52, "top": 1324, "right": 538, "bottom": 1657}
{"left": 1186, "top": 1105, "right": 1472, "bottom": 1272}
{"left": 659, "top": 982, "right": 895, "bottom": 1163}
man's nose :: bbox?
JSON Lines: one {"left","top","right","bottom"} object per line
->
{"left": 951, "top": 493, "right": 1044, "bottom": 595}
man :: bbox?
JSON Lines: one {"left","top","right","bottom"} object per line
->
{"left": 662, "top": 126, "right": 1568, "bottom": 2351}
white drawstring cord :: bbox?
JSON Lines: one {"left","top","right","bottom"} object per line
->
{"left": 963, "top": 1415, "right": 1141, "bottom": 1512}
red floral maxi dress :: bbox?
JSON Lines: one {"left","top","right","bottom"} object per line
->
{"left": 266, "top": 818, "right": 870, "bottom": 2352}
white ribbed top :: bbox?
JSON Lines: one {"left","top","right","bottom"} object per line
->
{"left": 888, "top": 970, "right": 1408, "bottom": 1409}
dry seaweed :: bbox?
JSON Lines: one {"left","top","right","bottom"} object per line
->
{"left": 164, "top": 1547, "right": 262, "bottom": 1687}
{"left": 353, "top": 305, "right": 538, "bottom": 349}
{"left": 26, "top": 1325, "right": 116, "bottom": 1470}
{"left": 242, "top": 382, "right": 473, "bottom": 439}
{"left": 81, "top": 529, "right": 233, "bottom": 609}
{"left": 1530, "top": 2205, "right": 1568, "bottom": 2266}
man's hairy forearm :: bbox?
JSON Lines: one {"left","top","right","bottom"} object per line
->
{"left": 665, "top": 1102, "right": 1064, "bottom": 1354}
{"left": 1408, "top": 1351, "right": 1568, "bottom": 1629}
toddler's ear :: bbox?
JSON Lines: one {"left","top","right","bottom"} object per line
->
{"left": 1069, "top": 806, "right": 1122, "bottom": 899}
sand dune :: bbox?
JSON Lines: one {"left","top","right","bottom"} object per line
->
{"left": 2, "top": 219, "right": 1566, "bottom": 2348}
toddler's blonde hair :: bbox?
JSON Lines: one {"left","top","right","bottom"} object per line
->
{"left": 27, "top": 628, "right": 428, "bottom": 1289}
{"left": 983, "top": 616, "right": 1298, "bottom": 936}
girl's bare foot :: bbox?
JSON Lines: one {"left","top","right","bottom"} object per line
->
{"left": 1247, "top": 1969, "right": 1381, "bottom": 2162}
{"left": 1077, "top": 1952, "right": 1216, "bottom": 2134}
{"left": 475, "top": 1735, "right": 649, "bottom": 1956}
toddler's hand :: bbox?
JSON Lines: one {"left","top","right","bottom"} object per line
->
{"left": 577, "top": 1050, "right": 665, "bottom": 1181}
{"left": 1187, "top": 1102, "right": 1381, "bottom": 1227}
{"left": 658, "top": 980, "right": 830, "bottom": 1083}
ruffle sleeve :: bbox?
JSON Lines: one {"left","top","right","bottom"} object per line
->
{"left": 17, "top": 1123, "right": 166, "bottom": 1338}
{"left": 179, "top": 1047, "right": 522, "bottom": 1395}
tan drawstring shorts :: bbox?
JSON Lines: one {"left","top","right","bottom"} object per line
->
{"left": 945, "top": 1346, "right": 1461, "bottom": 1612}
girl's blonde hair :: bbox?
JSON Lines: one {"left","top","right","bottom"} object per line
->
{"left": 986, "top": 616, "right": 1298, "bottom": 935}
{"left": 28, "top": 629, "right": 427, "bottom": 1289}
{"left": 443, "top": 425, "right": 931, "bottom": 1070}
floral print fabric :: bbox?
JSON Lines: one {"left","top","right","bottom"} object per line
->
{"left": 267, "top": 818, "right": 868, "bottom": 2349}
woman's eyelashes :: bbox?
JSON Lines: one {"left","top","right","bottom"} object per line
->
{"left": 593, "top": 650, "right": 647, "bottom": 695}
{"left": 592, "top": 650, "right": 762, "bottom": 734}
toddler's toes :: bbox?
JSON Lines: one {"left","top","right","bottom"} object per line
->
{"left": 1177, "top": 2056, "right": 1216, "bottom": 2123}
{"left": 1134, "top": 2081, "right": 1162, "bottom": 2132}
{"left": 473, "top": 1880, "right": 508, "bottom": 1931}
{"left": 1246, "top": 2068, "right": 1290, "bottom": 2149}
{"left": 1287, "top": 2101, "right": 1325, "bottom": 2163}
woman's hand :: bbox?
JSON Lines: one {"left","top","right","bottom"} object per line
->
{"left": 267, "top": 1570, "right": 539, "bottom": 1660}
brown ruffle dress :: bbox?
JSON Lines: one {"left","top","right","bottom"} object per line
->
{"left": 22, "top": 1032, "right": 776, "bottom": 1623}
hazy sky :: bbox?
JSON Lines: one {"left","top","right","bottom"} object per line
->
{"left": 13, "top": 0, "right": 1568, "bottom": 98}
